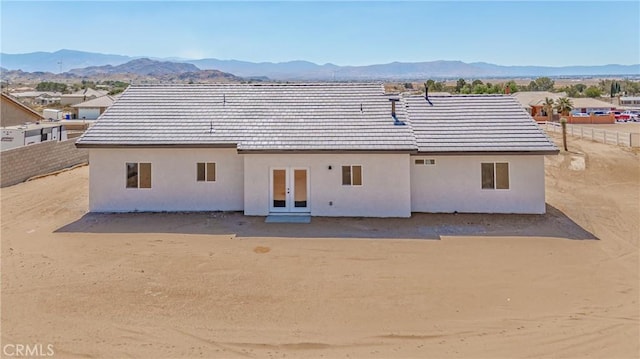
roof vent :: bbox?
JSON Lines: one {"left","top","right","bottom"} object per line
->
{"left": 389, "top": 97, "right": 405, "bottom": 126}
{"left": 424, "top": 82, "right": 433, "bottom": 106}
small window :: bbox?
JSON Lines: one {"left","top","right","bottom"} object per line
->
{"left": 481, "top": 162, "right": 509, "bottom": 190}
{"left": 197, "top": 162, "right": 216, "bottom": 182}
{"left": 342, "top": 165, "right": 362, "bottom": 186}
{"left": 415, "top": 159, "right": 436, "bottom": 165}
{"left": 126, "top": 162, "right": 152, "bottom": 188}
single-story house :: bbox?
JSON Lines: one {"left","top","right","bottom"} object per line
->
{"left": 619, "top": 96, "right": 640, "bottom": 107}
{"left": 60, "top": 88, "right": 109, "bottom": 106}
{"left": 1, "top": 93, "right": 44, "bottom": 127}
{"left": 76, "top": 83, "right": 558, "bottom": 217}
{"left": 72, "top": 95, "right": 116, "bottom": 120}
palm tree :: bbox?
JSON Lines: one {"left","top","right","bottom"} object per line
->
{"left": 554, "top": 97, "right": 573, "bottom": 116}
{"left": 543, "top": 97, "right": 555, "bottom": 122}
{"left": 560, "top": 117, "right": 568, "bottom": 151}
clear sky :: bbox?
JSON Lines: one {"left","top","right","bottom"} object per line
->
{"left": 1, "top": 1, "right": 639, "bottom": 66}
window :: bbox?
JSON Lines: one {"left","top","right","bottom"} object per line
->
{"left": 481, "top": 162, "right": 509, "bottom": 190}
{"left": 342, "top": 165, "right": 362, "bottom": 186}
{"left": 197, "top": 162, "right": 216, "bottom": 182}
{"left": 126, "top": 162, "right": 151, "bottom": 188}
{"left": 415, "top": 159, "right": 436, "bottom": 165}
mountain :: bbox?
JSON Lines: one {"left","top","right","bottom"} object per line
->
{"left": 68, "top": 58, "right": 201, "bottom": 76}
{"left": 188, "top": 59, "right": 640, "bottom": 80}
{"left": 2, "top": 49, "right": 639, "bottom": 80}
{"left": 0, "top": 59, "right": 243, "bottom": 84}
{"left": 0, "top": 49, "right": 134, "bottom": 73}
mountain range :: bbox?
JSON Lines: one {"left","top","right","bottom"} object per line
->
{"left": 1, "top": 49, "right": 639, "bottom": 80}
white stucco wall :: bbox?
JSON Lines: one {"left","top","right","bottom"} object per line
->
{"left": 89, "top": 148, "right": 244, "bottom": 212}
{"left": 243, "top": 153, "right": 411, "bottom": 217}
{"left": 410, "top": 155, "right": 546, "bottom": 214}
{"left": 78, "top": 108, "right": 100, "bottom": 120}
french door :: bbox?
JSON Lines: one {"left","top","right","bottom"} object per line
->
{"left": 270, "top": 168, "right": 309, "bottom": 213}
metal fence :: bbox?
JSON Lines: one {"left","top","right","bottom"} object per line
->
{"left": 544, "top": 122, "right": 639, "bottom": 148}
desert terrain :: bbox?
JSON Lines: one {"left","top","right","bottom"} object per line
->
{"left": 1, "top": 133, "right": 638, "bottom": 358}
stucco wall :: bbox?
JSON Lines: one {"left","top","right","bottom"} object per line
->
{"left": 1, "top": 96, "right": 42, "bottom": 127}
{"left": 1, "top": 138, "right": 88, "bottom": 187}
{"left": 243, "top": 153, "right": 411, "bottom": 217}
{"left": 410, "top": 155, "right": 546, "bottom": 214}
{"left": 89, "top": 148, "right": 244, "bottom": 212}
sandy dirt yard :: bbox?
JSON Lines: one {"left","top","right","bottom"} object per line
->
{"left": 1, "top": 133, "right": 639, "bottom": 358}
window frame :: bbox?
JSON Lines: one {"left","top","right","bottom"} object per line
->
{"left": 481, "top": 162, "right": 510, "bottom": 190}
{"left": 196, "top": 162, "right": 216, "bottom": 182}
{"left": 414, "top": 158, "right": 436, "bottom": 165}
{"left": 342, "top": 165, "right": 363, "bottom": 186}
{"left": 125, "top": 162, "right": 152, "bottom": 189}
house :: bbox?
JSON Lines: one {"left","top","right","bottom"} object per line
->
{"left": 513, "top": 91, "right": 615, "bottom": 124}
{"left": 512, "top": 91, "right": 564, "bottom": 121}
{"left": 60, "top": 88, "right": 109, "bottom": 106}
{"left": 8, "top": 91, "right": 62, "bottom": 106}
{"left": 1, "top": 93, "right": 44, "bottom": 127}
{"left": 72, "top": 95, "right": 115, "bottom": 120}
{"left": 76, "top": 83, "right": 558, "bottom": 217}
{"left": 619, "top": 96, "right": 640, "bottom": 108}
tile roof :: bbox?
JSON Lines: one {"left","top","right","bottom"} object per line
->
{"left": 404, "top": 95, "right": 558, "bottom": 153}
{"left": 76, "top": 84, "right": 557, "bottom": 154}
{"left": 72, "top": 95, "right": 116, "bottom": 108}
{"left": 512, "top": 91, "right": 564, "bottom": 107}
{"left": 76, "top": 84, "right": 415, "bottom": 151}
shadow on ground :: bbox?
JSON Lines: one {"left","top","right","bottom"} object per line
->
{"left": 54, "top": 204, "right": 597, "bottom": 241}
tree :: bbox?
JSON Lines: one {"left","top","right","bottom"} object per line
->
{"left": 534, "top": 77, "right": 555, "bottom": 91}
{"left": 555, "top": 97, "right": 573, "bottom": 116}
{"left": 574, "top": 83, "right": 586, "bottom": 93}
{"left": 543, "top": 97, "right": 555, "bottom": 122}
{"left": 585, "top": 86, "right": 601, "bottom": 98}
{"left": 504, "top": 80, "right": 519, "bottom": 94}
{"left": 560, "top": 117, "right": 568, "bottom": 151}
{"left": 471, "top": 79, "right": 484, "bottom": 87}
{"left": 36, "top": 81, "right": 67, "bottom": 93}
{"left": 455, "top": 78, "right": 466, "bottom": 93}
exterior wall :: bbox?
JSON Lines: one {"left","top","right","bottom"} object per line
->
{"left": 60, "top": 96, "right": 85, "bottom": 106}
{"left": 243, "top": 153, "right": 411, "bottom": 217}
{"left": 88, "top": 148, "right": 244, "bottom": 212}
{"left": 410, "top": 155, "right": 546, "bottom": 214}
{"left": 1, "top": 138, "right": 88, "bottom": 187}
{"left": 1, "top": 96, "right": 42, "bottom": 127}
{"left": 78, "top": 108, "right": 101, "bottom": 120}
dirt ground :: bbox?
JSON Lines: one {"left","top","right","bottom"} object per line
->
{"left": 1, "top": 134, "right": 638, "bottom": 358}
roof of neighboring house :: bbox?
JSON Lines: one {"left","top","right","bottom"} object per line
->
{"left": 511, "top": 91, "right": 565, "bottom": 108}
{"left": 62, "top": 88, "right": 109, "bottom": 98}
{"left": 76, "top": 84, "right": 557, "bottom": 154}
{"left": 568, "top": 97, "right": 615, "bottom": 109}
{"left": 72, "top": 95, "right": 116, "bottom": 108}
{"left": 1, "top": 93, "right": 44, "bottom": 120}
{"left": 10, "top": 91, "right": 62, "bottom": 98}
{"left": 76, "top": 84, "right": 415, "bottom": 151}
{"left": 404, "top": 95, "right": 558, "bottom": 154}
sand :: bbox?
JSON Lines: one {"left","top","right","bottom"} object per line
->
{"left": 1, "top": 134, "right": 638, "bottom": 358}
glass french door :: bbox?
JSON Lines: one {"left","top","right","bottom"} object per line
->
{"left": 270, "top": 168, "right": 309, "bottom": 213}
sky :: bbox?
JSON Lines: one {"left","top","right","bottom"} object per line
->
{"left": 1, "top": 1, "right": 639, "bottom": 67}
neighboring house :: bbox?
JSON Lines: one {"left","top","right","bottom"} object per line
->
{"left": 76, "top": 83, "right": 558, "bottom": 216}
{"left": 10, "top": 91, "right": 62, "bottom": 105}
{"left": 569, "top": 97, "right": 615, "bottom": 114}
{"left": 60, "top": 88, "right": 109, "bottom": 106}
{"left": 619, "top": 96, "right": 640, "bottom": 107}
{"left": 1, "top": 93, "right": 44, "bottom": 127}
{"left": 1, "top": 121, "right": 68, "bottom": 151}
{"left": 72, "top": 95, "right": 115, "bottom": 120}
{"left": 512, "top": 91, "right": 564, "bottom": 121}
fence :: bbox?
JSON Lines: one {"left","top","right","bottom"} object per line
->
{"left": 544, "top": 122, "right": 640, "bottom": 148}
{"left": 1, "top": 138, "right": 88, "bottom": 187}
